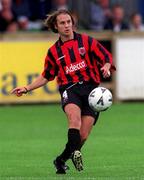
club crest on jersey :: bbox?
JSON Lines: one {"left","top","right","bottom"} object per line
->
{"left": 79, "top": 47, "right": 86, "bottom": 56}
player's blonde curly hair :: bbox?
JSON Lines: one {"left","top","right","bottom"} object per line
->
{"left": 44, "top": 9, "right": 75, "bottom": 33}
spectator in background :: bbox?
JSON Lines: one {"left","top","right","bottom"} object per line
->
{"left": 12, "top": 0, "right": 30, "bottom": 18}
{"left": 52, "top": 0, "right": 68, "bottom": 11}
{"left": 0, "top": 0, "right": 18, "bottom": 32}
{"left": 100, "top": 0, "right": 112, "bottom": 18}
{"left": 0, "top": 0, "right": 2, "bottom": 11}
{"left": 104, "top": 4, "right": 129, "bottom": 32}
{"left": 12, "top": 0, "right": 30, "bottom": 30}
{"left": 68, "top": 0, "right": 90, "bottom": 29}
{"left": 38, "top": 0, "right": 52, "bottom": 20}
{"left": 68, "top": 0, "right": 111, "bottom": 30}
{"left": 27, "top": 0, "right": 52, "bottom": 31}
{"left": 89, "top": 0, "right": 112, "bottom": 31}
{"left": 12, "top": 0, "right": 49, "bottom": 31}
{"left": 130, "top": 12, "right": 144, "bottom": 31}
{"left": 28, "top": 0, "right": 52, "bottom": 21}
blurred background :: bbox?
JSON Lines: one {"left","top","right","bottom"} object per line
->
{"left": 0, "top": 0, "right": 144, "bottom": 104}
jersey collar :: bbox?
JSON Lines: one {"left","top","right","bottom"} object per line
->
{"left": 58, "top": 31, "right": 77, "bottom": 46}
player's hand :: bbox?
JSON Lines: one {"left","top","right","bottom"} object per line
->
{"left": 11, "top": 87, "right": 28, "bottom": 97}
{"left": 100, "top": 63, "right": 111, "bottom": 78}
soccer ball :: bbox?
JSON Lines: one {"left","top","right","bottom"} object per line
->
{"left": 88, "top": 87, "right": 112, "bottom": 112}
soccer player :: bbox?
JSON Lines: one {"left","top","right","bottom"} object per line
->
{"left": 11, "top": 9, "right": 116, "bottom": 174}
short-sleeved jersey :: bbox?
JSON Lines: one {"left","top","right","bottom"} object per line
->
{"left": 42, "top": 32, "right": 115, "bottom": 87}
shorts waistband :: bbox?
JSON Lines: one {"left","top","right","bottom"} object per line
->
{"left": 59, "top": 80, "right": 99, "bottom": 91}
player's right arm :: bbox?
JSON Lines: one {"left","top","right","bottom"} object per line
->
{"left": 11, "top": 75, "right": 48, "bottom": 97}
{"left": 11, "top": 49, "right": 58, "bottom": 97}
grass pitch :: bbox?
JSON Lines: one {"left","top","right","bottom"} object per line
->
{"left": 0, "top": 103, "right": 144, "bottom": 180}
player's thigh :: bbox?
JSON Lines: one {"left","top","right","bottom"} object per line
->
{"left": 80, "top": 115, "right": 95, "bottom": 140}
{"left": 64, "top": 103, "right": 82, "bottom": 129}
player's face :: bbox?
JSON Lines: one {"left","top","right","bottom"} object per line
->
{"left": 55, "top": 13, "right": 73, "bottom": 37}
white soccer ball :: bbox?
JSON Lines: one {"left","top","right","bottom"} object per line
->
{"left": 88, "top": 87, "right": 112, "bottom": 112}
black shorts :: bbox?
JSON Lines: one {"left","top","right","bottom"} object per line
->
{"left": 59, "top": 81, "right": 100, "bottom": 125}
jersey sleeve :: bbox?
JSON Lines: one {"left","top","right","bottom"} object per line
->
{"left": 41, "top": 49, "right": 58, "bottom": 81}
{"left": 89, "top": 36, "right": 116, "bottom": 71}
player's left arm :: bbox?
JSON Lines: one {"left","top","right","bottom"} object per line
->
{"left": 89, "top": 38, "right": 116, "bottom": 78}
{"left": 100, "top": 62, "right": 111, "bottom": 78}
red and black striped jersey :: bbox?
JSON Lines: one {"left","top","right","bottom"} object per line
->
{"left": 42, "top": 32, "right": 115, "bottom": 86}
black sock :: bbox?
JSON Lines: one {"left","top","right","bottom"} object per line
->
{"left": 78, "top": 141, "right": 85, "bottom": 151}
{"left": 57, "top": 128, "right": 81, "bottom": 162}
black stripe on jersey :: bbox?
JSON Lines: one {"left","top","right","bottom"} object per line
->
{"left": 77, "top": 34, "right": 92, "bottom": 80}
{"left": 88, "top": 36, "right": 93, "bottom": 49}
{"left": 77, "top": 33, "right": 83, "bottom": 48}
{"left": 55, "top": 42, "right": 66, "bottom": 67}
{"left": 87, "top": 37, "right": 104, "bottom": 65}
{"left": 55, "top": 42, "right": 73, "bottom": 83}
{"left": 91, "top": 51, "right": 102, "bottom": 64}
{"left": 75, "top": 71, "right": 84, "bottom": 82}
{"left": 68, "top": 47, "right": 76, "bottom": 63}
{"left": 88, "top": 36, "right": 94, "bottom": 64}
{"left": 76, "top": 34, "right": 87, "bottom": 80}
{"left": 48, "top": 49, "right": 55, "bottom": 61}
{"left": 44, "top": 61, "right": 54, "bottom": 80}
{"left": 97, "top": 42, "right": 110, "bottom": 63}
{"left": 48, "top": 50, "right": 58, "bottom": 76}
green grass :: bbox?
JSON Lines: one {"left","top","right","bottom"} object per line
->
{"left": 0, "top": 103, "right": 144, "bottom": 180}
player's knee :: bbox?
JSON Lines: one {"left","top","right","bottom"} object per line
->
{"left": 68, "top": 112, "right": 81, "bottom": 128}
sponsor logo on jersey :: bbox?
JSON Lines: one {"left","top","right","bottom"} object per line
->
{"left": 65, "top": 60, "right": 86, "bottom": 74}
